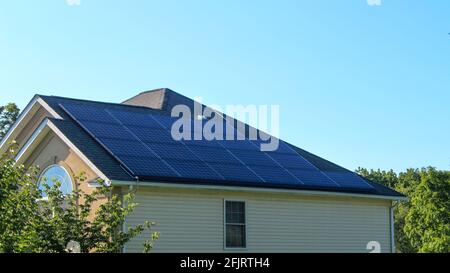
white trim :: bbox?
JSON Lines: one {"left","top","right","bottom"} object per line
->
{"left": 223, "top": 199, "right": 248, "bottom": 251}
{"left": 36, "top": 97, "right": 63, "bottom": 120}
{"left": 111, "top": 180, "right": 407, "bottom": 201}
{"left": 0, "top": 95, "right": 39, "bottom": 150}
{"left": 0, "top": 96, "right": 62, "bottom": 152}
{"left": 15, "top": 119, "right": 50, "bottom": 162}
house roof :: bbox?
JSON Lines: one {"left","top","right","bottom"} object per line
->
{"left": 37, "top": 91, "right": 404, "bottom": 198}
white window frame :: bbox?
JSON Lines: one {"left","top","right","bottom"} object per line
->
{"left": 38, "top": 164, "right": 74, "bottom": 199}
{"left": 223, "top": 199, "right": 248, "bottom": 250}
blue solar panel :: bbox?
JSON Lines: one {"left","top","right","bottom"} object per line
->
{"left": 183, "top": 139, "right": 223, "bottom": 148}
{"left": 185, "top": 145, "right": 239, "bottom": 163}
{"left": 265, "top": 153, "right": 317, "bottom": 170}
{"left": 324, "top": 172, "right": 374, "bottom": 190}
{"left": 207, "top": 162, "right": 263, "bottom": 182}
{"left": 288, "top": 169, "right": 339, "bottom": 187}
{"left": 100, "top": 138, "right": 154, "bottom": 157}
{"left": 251, "top": 139, "right": 296, "bottom": 154}
{"left": 129, "top": 127, "right": 174, "bottom": 144}
{"left": 61, "top": 104, "right": 113, "bottom": 122}
{"left": 220, "top": 139, "right": 260, "bottom": 150}
{"left": 249, "top": 166, "right": 300, "bottom": 184}
{"left": 169, "top": 160, "right": 224, "bottom": 180}
{"left": 149, "top": 142, "right": 196, "bottom": 160}
{"left": 119, "top": 155, "right": 178, "bottom": 177}
{"left": 108, "top": 109, "right": 166, "bottom": 129}
{"left": 228, "top": 149, "right": 278, "bottom": 167}
{"left": 60, "top": 102, "right": 375, "bottom": 192}
{"left": 77, "top": 121, "right": 133, "bottom": 140}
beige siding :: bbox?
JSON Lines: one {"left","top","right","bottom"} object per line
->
{"left": 125, "top": 187, "right": 392, "bottom": 253}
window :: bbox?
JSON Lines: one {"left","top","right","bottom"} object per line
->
{"left": 38, "top": 165, "right": 73, "bottom": 198}
{"left": 225, "top": 200, "right": 246, "bottom": 249}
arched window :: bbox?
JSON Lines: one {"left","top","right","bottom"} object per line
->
{"left": 39, "top": 165, "right": 73, "bottom": 197}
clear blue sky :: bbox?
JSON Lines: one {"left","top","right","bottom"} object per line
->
{"left": 0, "top": 0, "right": 449, "bottom": 172}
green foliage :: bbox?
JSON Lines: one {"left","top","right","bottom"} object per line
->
{"left": 357, "top": 167, "right": 450, "bottom": 253}
{"left": 0, "top": 103, "right": 20, "bottom": 139}
{"left": 404, "top": 168, "right": 450, "bottom": 253}
{"left": 0, "top": 146, "right": 159, "bottom": 253}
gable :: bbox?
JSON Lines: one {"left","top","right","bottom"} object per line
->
{"left": 23, "top": 130, "right": 99, "bottom": 184}
{"left": 0, "top": 96, "right": 61, "bottom": 155}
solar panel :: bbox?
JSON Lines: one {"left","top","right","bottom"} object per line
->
{"left": 323, "top": 172, "right": 374, "bottom": 190}
{"left": 185, "top": 145, "right": 240, "bottom": 163}
{"left": 249, "top": 166, "right": 300, "bottom": 185}
{"left": 220, "top": 139, "right": 260, "bottom": 150}
{"left": 206, "top": 162, "right": 263, "bottom": 182}
{"left": 76, "top": 121, "right": 132, "bottom": 140}
{"left": 130, "top": 127, "right": 174, "bottom": 144}
{"left": 100, "top": 138, "right": 153, "bottom": 156}
{"left": 60, "top": 102, "right": 375, "bottom": 192}
{"left": 148, "top": 142, "right": 195, "bottom": 160}
{"left": 265, "top": 152, "right": 318, "bottom": 170}
{"left": 288, "top": 169, "right": 339, "bottom": 187}
{"left": 168, "top": 160, "right": 224, "bottom": 180}
{"left": 108, "top": 109, "right": 166, "bottom": 129}
{"left": 228, "top": 149, "right": 279, "bottom": 167}
{"left": 119, "top": 155, "right": 178, "bottom": 177}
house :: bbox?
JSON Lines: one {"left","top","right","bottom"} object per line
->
{"left": 0, "top": 88, "right": 406, "bottom": 253}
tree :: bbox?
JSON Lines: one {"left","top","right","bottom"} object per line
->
{"left": 356, "top": 167, "right": 399, "bottom": 189}
{"left": 0, "top": 146, "right": 159, "bottom": 253}
{"left": 404, "top": 168, "right": 450, "bottom": 253}
{"left": 357, "top": 167, "right": 450, "bottom": 253}
{"left": 356, "top": 167, "right": 414, "bottom": 252}
{"left": 0, "top": 103, "right": 20, "bottom": 139}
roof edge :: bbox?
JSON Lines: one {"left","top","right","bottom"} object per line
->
{"left": 112, "top": 180, "right": 408, "bottom": 201}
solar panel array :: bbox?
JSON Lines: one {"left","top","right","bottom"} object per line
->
{"left": 60, "top": 102, "right": 374, "bottom": 192}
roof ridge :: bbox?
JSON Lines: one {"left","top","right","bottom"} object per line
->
{"left": 38, "top": 94, "right": 167, "bottom": 112}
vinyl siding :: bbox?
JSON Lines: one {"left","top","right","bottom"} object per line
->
{"left": 124, "top": 187, "right": 392, "bottom": 253}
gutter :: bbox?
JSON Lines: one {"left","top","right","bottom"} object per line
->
{"left": 390, "top": 201, "right": 399, "bottom": 253}
{"left": 111, "top": 180, "right": 408, "bottom": 202}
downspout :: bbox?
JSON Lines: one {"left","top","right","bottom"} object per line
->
{"left": 122, "top": 176, "right": 140, "bottom": 253}
{"left": 390, "top": 201, "right": 399, "bottom": 253}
